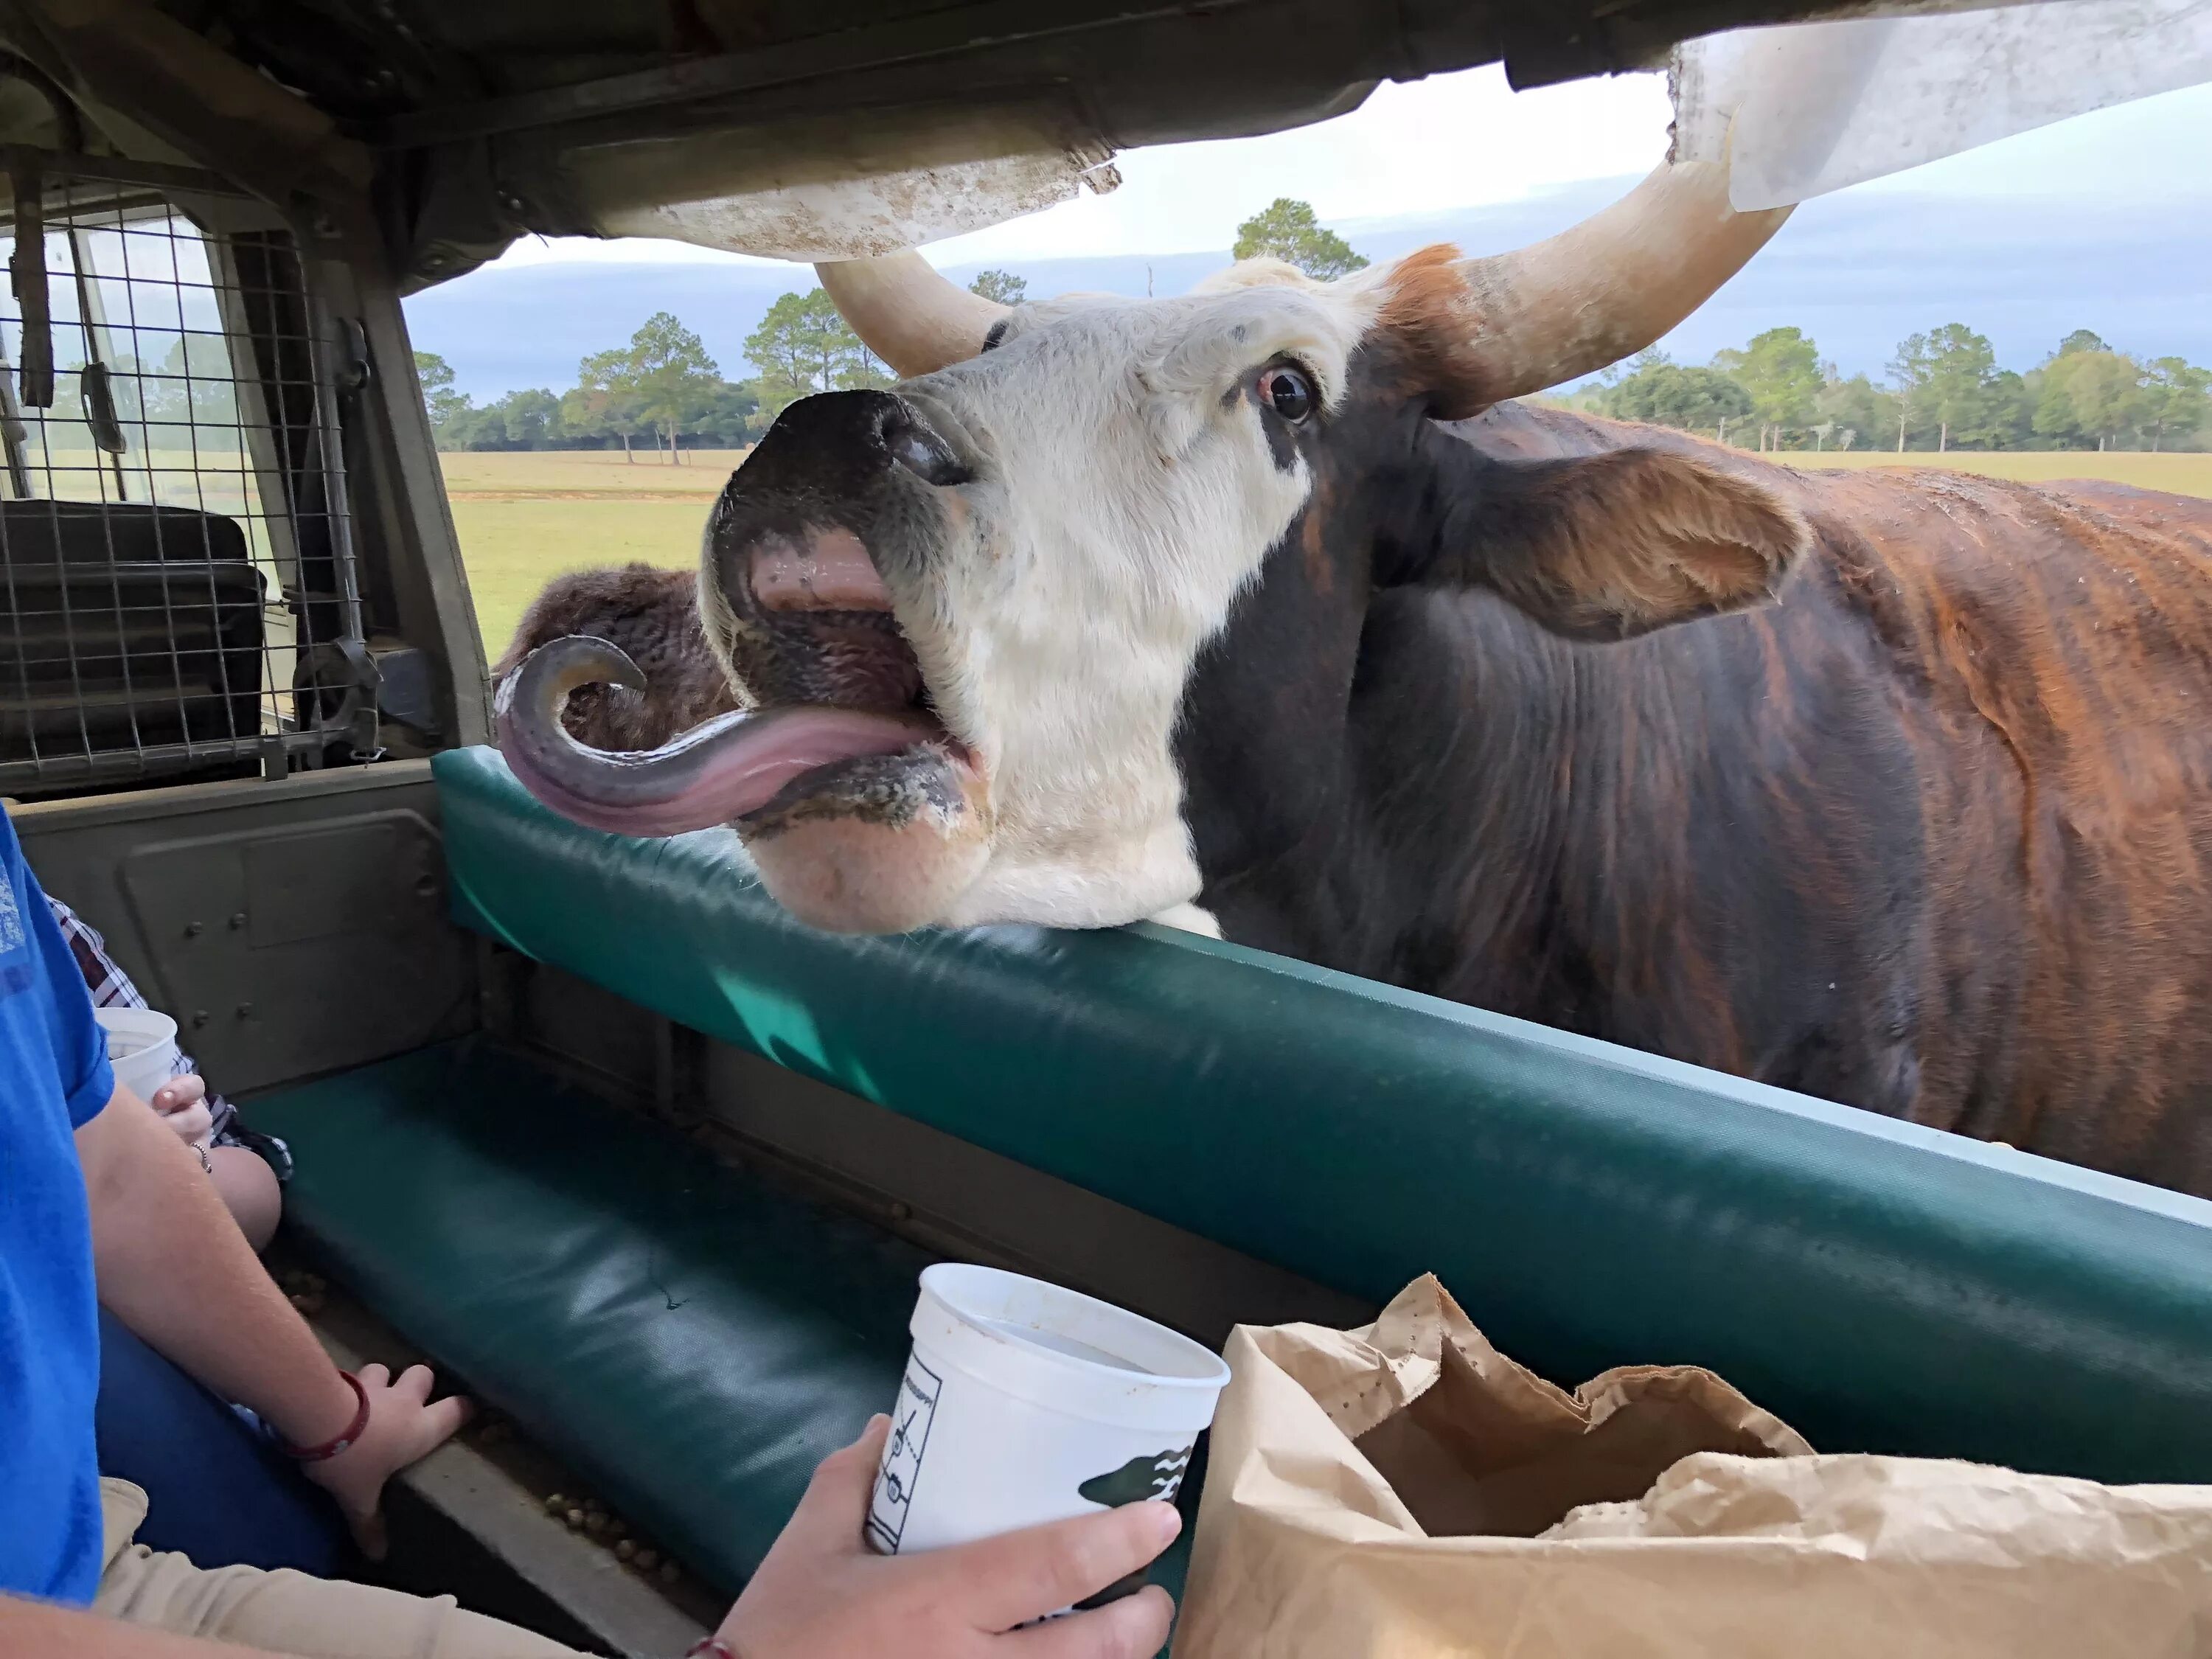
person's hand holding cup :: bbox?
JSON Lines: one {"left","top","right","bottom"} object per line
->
{"left": 715, "top": 1267, "right": 1226, "bottom": 1658}
{"left": 862, "top": 1267, "right": 1228, "bottom": 1574}
{"left": 94, "top": 1008, "right": 206, "bottom": 1144}
{"left": 715, "top": 1415, "right": 1180, "bottom": 1658}
{"left": 149, "top": 1071, "right": 215, "bottom": 1147}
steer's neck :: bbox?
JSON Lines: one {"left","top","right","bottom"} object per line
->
{"left": 1344, "top": 584, "right": 1596, "bottom": 1014}
{"left": 1194, "top": 580, "right": 1782, "bottom": 1043}
{"left": 1182, "top": 579, "right": 1583, "bottom": 998}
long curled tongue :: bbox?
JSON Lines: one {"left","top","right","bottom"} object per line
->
{"left": 495, "top": 635, "right": 940, "bottom": 838}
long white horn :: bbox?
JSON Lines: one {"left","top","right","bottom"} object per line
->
{"left": 1451, "top": 157, "right": 1790, "bottom": 405}
{"left": 816, "top": 251, "right": 1010, "bottom": 379}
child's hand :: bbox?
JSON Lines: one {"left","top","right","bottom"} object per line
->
{"left": 150, "top": 1074, "right": 215, "bottom": 1147}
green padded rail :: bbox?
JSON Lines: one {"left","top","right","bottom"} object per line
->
{"left": 438, "top": 745, "right": 2212, "bottom": 1485}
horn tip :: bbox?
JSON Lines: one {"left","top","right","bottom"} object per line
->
{"left": 494, "top": 633, "right": 647, "bottom": 723}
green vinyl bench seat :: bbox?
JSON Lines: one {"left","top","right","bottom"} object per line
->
{"left": 254, "top": 1037, "right": 1203, "bottom": 1624}
{"left": 427, "top": 745, "right": 2212, "bottom": 1490}
{"left": 249, "top": 1040, "right": 1201, "bottom": 1607}
{"left": 248, "top": 1041, "right": 926, "bottom": 1594}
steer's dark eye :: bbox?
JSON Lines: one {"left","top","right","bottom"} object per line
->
{"left": 1259, "top": 365, "right": 1315, "bottom": 423}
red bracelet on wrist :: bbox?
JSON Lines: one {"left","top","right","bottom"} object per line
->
{"left": 684, "top": 1641, "right": 737, "bottom": 1659}
{"left": 279, "top": 1370, "right": 371, "bottom": 1462}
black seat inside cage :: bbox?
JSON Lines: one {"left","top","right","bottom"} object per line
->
{"left": 0, "top": 501, "right": 266, "bottom": 765}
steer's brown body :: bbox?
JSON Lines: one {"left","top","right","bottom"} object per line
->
{"left": 1196, "top": 402, "right": 2212, "bottom": 1189}
{"left": 1819, "top": 460, "right": 2212, "bottom": 1175}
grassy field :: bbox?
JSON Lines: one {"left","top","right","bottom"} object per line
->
{"left": 442, "top": 450, "right": 745, "bottom": 658}
{"left": 444, "top": 447, "right": 2212, "bottom": 659}
{"left": 437, "top": 448, "right": 745, "bottom": 501}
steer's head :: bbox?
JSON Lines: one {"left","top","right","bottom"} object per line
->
{"left": 498, "top": 159, "right": 1804, "bottom": 934}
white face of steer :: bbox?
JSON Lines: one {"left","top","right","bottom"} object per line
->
{"left": 844, "top": 277, "right": 1386, "bottom": 929}
{"left": 682, "top": 263, "right": 1418, "bottom": 935}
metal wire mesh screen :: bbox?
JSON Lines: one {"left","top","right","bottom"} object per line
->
{"left": 0, "top": 159, "right": 364, "bottom": 794}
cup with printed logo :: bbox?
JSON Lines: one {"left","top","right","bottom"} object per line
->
{"left": 865, "top": 1264, "right": 1231, "bottom": 1604}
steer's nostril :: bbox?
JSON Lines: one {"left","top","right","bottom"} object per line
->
{"left": 881, "top": 406, "right": 970, "bottom": 487}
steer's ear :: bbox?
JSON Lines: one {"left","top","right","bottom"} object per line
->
{"left": 1417, "top": 447, "right": 1811, "bottom": 640}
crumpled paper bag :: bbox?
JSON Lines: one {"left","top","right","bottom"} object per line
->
{"left": 1172, "top": 1275, "right": 2212, "bottom": 1658}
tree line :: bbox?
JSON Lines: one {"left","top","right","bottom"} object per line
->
{"left": 418, "top": 270, "right": 1032, "bottom": 456}
{"left": 21, "top": 335, "right": 250, "bottom": 451}
{"left": 417, "top": 196, "right": 2211, "bottom": 457}
{"left": 1566, "top": 325, "right": 2211, "bottom": 453}
{"left": 420, "top": 310, "right": 754, "bottom": 458}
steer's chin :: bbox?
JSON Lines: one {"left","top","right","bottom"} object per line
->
{"left": 738, "top": 748, "right": 990, "bottom": 933}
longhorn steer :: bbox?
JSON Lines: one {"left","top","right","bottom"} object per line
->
{"left": 498, "top": 162, "right": 2212, "bottom": 1197}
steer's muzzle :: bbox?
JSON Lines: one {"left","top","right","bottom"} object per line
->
{"left": 701, "top": 389, "right": 968, "bottom": 704}
{"left": 495, "top": 387, "right": 990, "bottom": 935}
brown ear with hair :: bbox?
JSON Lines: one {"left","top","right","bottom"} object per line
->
{"left": 1373, "top": 244, "right": 1494, "bottom": 420}
{"left": 1468, "top": 448, "right": 1812, "bottom": 640}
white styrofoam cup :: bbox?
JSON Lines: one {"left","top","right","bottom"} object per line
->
{"left": 866, "top": 1265, "right": 1231, "bottom": 1567}
{"left": 94, "top": 1006, "right": 184, "bottom": 1107}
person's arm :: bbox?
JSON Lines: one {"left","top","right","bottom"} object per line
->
{"left": 75, "top": 1083, "right": 468, "bottom": 1554}
{"left": 4, "top": 1421, "right": 1178, "bottom": 1659}
{"left": 0, "top": 1598, "right": 290, "bottom": 1658}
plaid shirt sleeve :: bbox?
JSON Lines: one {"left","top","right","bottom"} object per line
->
{"left": 45, "top": 895, "right": 150, "bottom": 1012}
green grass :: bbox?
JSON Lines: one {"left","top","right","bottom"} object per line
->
{"left": 453, "top": 498, "right": 718, "bottom": 661}
{"left": 444, "top": 447, "right": 2212, "bottom": 662}
{"left": 442, "top": 450, "right": 747, "bottom": 658}
{"left": 439, "top": 448, "right": 744, "bottom": 501}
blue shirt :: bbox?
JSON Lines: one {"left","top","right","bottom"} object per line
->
{"left": 0, "top": 807, "right": 114, "bottom": 1604}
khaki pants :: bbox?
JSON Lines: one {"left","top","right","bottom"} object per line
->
{"left": 94, "top": 1480, "right": 589, "bottom": 1658}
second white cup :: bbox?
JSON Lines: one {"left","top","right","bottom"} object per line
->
{"left": 94, "top": 1006, "right": 184, "bottom": 1106}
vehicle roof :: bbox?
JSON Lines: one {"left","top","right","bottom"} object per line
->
{"left": 0, "top": 0, "right": 2006, "bottom": 283}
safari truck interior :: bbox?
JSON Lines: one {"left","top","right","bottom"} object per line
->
{"left": 5, "top": 2, "right": 2211, "bottom": 1654}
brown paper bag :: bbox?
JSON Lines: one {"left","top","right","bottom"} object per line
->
{"left": 1172, "top": 1275, "right": 2212, "bottom": 1658}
